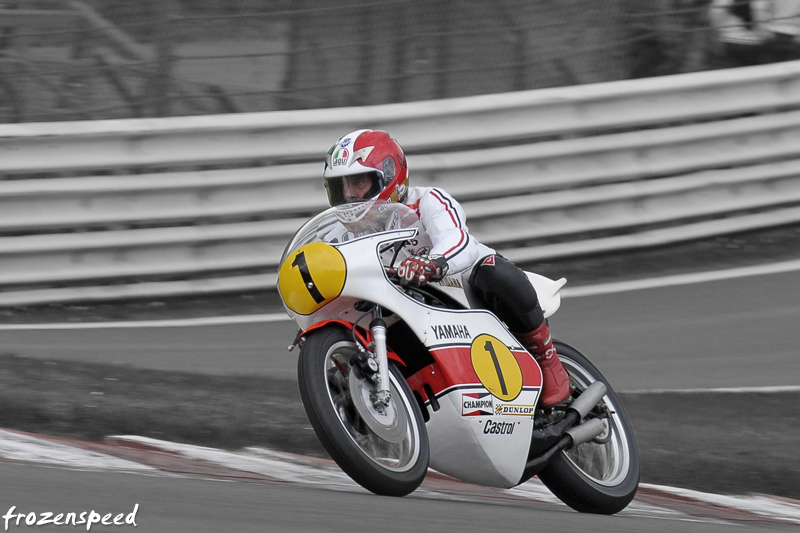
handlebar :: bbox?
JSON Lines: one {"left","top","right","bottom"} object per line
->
{"left": 384, "top": 266, "right": 400, "bottom": 283}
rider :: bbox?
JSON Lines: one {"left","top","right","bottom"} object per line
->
{"left": 322, "top": 129, "right": 571, "bottom": 407}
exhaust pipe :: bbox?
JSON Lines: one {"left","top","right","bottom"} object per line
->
{"left": 519, "top": 380, "right": 610, "bottom": 483}
{"left": 566, "top": 417, "right": 607, "bottom": 448}
{"left": 567, "top": 380, "right": 607, "bottom": 419}
{"left": 564, "top": 381, "right": 609, "bottom": 449}
{"left": 520, "top": 416, "right": 609, "bottom": 482}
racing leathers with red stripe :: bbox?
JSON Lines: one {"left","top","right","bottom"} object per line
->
{"left": 403, "top": 186, "right": 572, "bottom": 407}
{"left": 403, "top": 186, "right": 494, "bottom": 276}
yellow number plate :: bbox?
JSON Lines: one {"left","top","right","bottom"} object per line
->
{"left": 470, "top": 334, "right": 523, "bottom": 401}
{"left": 278, "top": 242, "right": 347, "bottom": 315}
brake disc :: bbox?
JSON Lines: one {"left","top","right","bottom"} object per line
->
{"left": 349, "top": 369, "right": 409, "bottom": 444}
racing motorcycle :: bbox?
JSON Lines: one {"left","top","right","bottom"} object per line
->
{"left": 277, "top": 201, "right": 639, "bottom": 514}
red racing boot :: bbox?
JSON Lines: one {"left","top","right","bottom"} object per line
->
{"left": 517, "top": 323, "right": 571, "bottom": 406}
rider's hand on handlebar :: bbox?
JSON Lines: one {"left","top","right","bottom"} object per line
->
{"left": 397, "top": 255, "right": 448, "bottom": 287}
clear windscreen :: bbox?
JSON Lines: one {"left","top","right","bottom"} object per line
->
{"left": 280, "top": 201, "right": 420, "bottom": 265}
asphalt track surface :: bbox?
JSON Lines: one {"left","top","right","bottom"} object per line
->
{"left": 2, "top": 265, "right": 800, "bottom": 532}
{"left": 2, "top": 454, "right": 798, "bottom": 533}
{"left": 2, "top": 267, "right": 799, "bottom": 392}
{"left": 0, "top": 440, "right": 800, "bottom": 532}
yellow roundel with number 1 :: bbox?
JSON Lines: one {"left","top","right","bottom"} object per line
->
{"left": 278, "top": 242, "right": 347, "bottom": 315}
{"left": 471, "top": 334, "right": 523, "bottom": 402}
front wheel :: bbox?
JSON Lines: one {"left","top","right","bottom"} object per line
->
{"left": 297, "top": 326, "right": 429, "bottom": 496}
{"left": 537, "top": 341, "right": 640, "bottom": 514}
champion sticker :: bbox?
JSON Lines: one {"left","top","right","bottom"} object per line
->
{"left": 462, "top": 392, "right": 493, "bottom": 416}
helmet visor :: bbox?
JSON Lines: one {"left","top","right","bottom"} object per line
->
{"left": 325, "top": 171, "right": 385, "bottom": 207}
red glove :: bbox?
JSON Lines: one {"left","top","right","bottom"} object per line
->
{"left": 397, "top": 255, "right": 448, "bottom": 287}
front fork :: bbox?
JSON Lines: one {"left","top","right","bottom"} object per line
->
{"left": 368, "top": 310, "right": 392, "bottom": 412}
{"left": 291, "top": 307, "right": 394, "bottom": 412}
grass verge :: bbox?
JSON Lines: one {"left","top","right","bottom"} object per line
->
{"left": 0, "top": 354, "right": 322, "bottom": 457}
{"left": 1, "top": 353, "right": 797, "bottom": 500}
{"left": 621, "top": 390, "right": 800, "bottom": 499}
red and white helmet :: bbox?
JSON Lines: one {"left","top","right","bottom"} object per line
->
{"left": 323, "top": 130, "right": 409, "bottom": 213}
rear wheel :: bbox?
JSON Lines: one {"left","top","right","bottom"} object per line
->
{"left": 297, "top": 326, "right": 429, "bottom": 496}
{"left": 537, "top": 341, "right": 640, "bottom": 514}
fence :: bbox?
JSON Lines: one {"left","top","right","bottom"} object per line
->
{"left": 1, "top": 60, "right": 800, "bottom": 306}
{"left": 4, "top": 0, "right": 795, "bottom": 123}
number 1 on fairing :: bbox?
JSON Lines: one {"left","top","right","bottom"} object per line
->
{"left": 484, "top": 340, "right": 508, "bottom": 397}
{"left": 292, "top": 251, "right": 325, "bottom": 304}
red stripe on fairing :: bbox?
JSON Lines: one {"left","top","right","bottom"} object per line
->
{"left": 406, "top": 346, "right": 543, "bottom": 400}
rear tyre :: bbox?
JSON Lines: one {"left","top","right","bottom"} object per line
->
{"left": 297, "top": 326, "right": 429, "bottom": 496}
{"left": 537, "top": 341, "right": 640, "bottom": 514}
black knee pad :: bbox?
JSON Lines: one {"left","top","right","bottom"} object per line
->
{"left": 468, "top": 255, "right": 544, "bottom": 332}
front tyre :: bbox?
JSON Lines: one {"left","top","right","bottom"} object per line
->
{"left": 537, "top": 341, "right": 640, "bottom": 514}
{"left": 297, "top": 326, "right": 429, "bottom": 496}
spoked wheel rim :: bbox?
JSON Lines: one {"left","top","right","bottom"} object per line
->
{"left": 561, "top": 356, "right": 633, "bottom": 487}
{"left": 323, "top": 341, "right": 422, "bottom": 473}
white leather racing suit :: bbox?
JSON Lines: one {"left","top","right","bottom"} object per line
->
{"left": 403, "top": 186, "right": 495, "bottom": 276}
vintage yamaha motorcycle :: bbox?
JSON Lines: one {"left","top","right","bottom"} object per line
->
{"left": 277, "top": 201, "right": 639, "bottom": 514}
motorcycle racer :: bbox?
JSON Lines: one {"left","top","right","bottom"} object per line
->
{"left": 322, "top": 129, "right": 571, "bottom": 407}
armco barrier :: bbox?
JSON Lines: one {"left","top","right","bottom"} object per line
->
{"left": 3, "top": 60, "right": 800, "bottom": 174}
{"left": 1, "top": 61, "right": 800, "bottom": 306}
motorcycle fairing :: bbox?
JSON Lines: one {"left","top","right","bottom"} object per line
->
{"left": 402, "top": 307, "right": 543, "bottom": 488}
